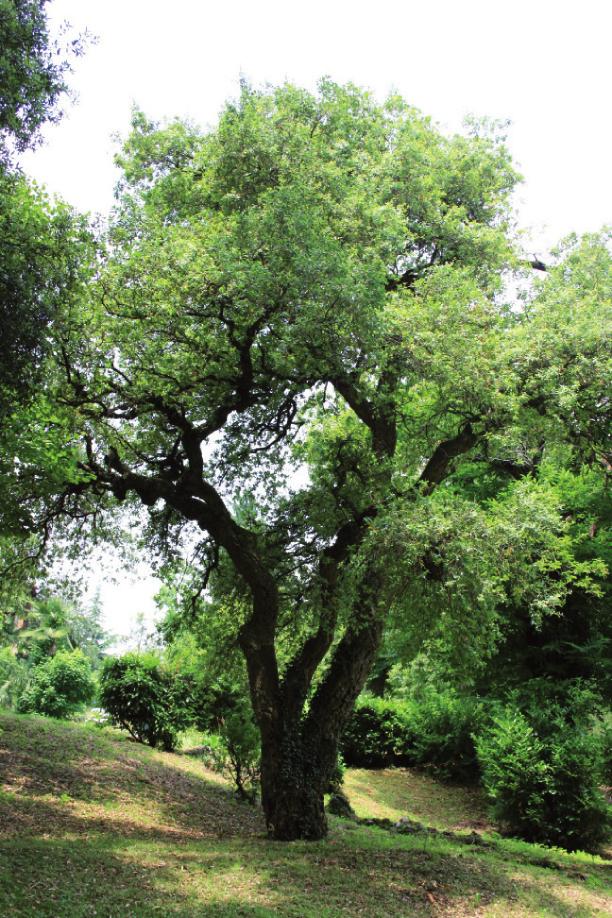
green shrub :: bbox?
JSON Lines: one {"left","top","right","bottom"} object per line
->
{"left": 342, "top": 690, "right": 481, "bottom": 780}
{"left": 180, "top": 674, "right": 261, "bottom": 800}
{"left": 327, "top": 753, "right": 346, "bottom": 792}
{"left": 207, "top": 699, "right": 261, "bottom": 802}
{"left": 187, "top": 674, "right": 247, "bottom": 734}
{"left": 341, "top": 697, "right": 413, "bottom": 767}
{"left": 0, "top": 647, "right": 30, "bottom": 709}
{"left": 18, "top": 650, "right": 95, "bottom": 719}
{"left": 597, "top": 711, "right": 612, "bottom": 783}
{"left": 475, "top": 704, "right": 610, "bottom": 852}
{"left": 408, "top": 691, "right": 483, "bottom": 781}
{"left": 99, "top": 652, "right": 190, "bottom": 751}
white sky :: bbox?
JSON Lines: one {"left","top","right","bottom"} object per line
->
{"left": 21, "top": 0, "right": 612, "bottom": 644}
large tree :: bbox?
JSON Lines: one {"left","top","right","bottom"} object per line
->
{"left": 0, "top": 1, "right": 90, "bottom": 604}
{"left": 30, "top": 82, "right": 610, "bottom": 839}
{"left": 0, "top": 171, "right": 87, "bottom": 416}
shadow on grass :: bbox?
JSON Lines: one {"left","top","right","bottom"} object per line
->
{"left": 0, "top": 834, "right": 277, "bottom": 917}
{"left": 345, "top": 767, "right": 489, "bottom": 829}
{"left": 0, "top": 712, "right": 264, "bottom": 837}
{"left": 1, "top": 714, "right": 609, "bottom": 917}
{"left": 1, "top": 795, "right": 608, "bottom": 917}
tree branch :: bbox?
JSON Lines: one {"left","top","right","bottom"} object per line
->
{"left": 280, "top": 508, "right": 375, "bottom": 717}
{"left": 418, "top": 422, "right": 478, "bottom": 491}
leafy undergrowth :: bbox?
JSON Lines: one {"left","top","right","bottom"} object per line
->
{"left": 0, "top": 713, "right": 610, "bottom": 917}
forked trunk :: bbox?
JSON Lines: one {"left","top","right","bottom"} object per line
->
{"left": 243, "top": 556, "right": 387, "bottom": 841}
{"left": 258, "top": 626, "right": 383, "bottom": 840}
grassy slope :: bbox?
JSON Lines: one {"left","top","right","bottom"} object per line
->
{"left": 0, "top": 713, "right": 609, "bottom": 917}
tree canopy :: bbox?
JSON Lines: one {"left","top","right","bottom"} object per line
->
{"left": 0, "top": 1, "right": 91, "bottom": 594}
{"left": 0, "top": 0, "right": 84, "bottom": 158}
{"left": 0, "top": 171, "right": 87, "bottom": 415}
{"left": 8, "top": 81, "right": 611, "bottom": 839}
{"left": 0, "top": 0, "right": 88, "bottom": 411}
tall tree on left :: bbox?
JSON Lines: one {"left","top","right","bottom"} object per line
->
{"left": 0, "top": 0, "right": 88, "bottom": 411}
{"left": 0, "top": 0, "right": 86, "bottom": 158}
{"left": 0, "top": 1, "right": 91, "bottom": 581}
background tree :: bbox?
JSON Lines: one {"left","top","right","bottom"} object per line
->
{"left": 376, "top": 231, "right": 612, "bottom": 701}
{"left": 0, "top": 0, "right": 89, "bottom": 411}
{"left": 0, "top": 0, "right": 92, "bottom": 607}
{"left": 0, "top": 583, "right": 111, "bottom": 711}
{"left": 0, "top": 172, "right": 88, "bottom": 416}
{"left": 0, "top": 0, "right": 86, "bottom": 159}
{"left": 33, "top": 82, "right": 611, "bottom": 840}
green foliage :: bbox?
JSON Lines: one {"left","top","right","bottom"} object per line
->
{"left": 0, "top": 645, "right": 29, "bottom": 708}
{"left": 327, "top": 753, "right": 346, "bottom": 792}
{"left": 9, "top": 78, "right": 611, "bottom": 838}
{"left": 0, "top": 178, "right": 94, "bottom": 589}
{"left": 373, "top": 465, "right": 608, "bottom": 693}
{"left": 509, "top": 230, "right": 612, "bottom": 461}
{"left": 342, "top": 697, "right": 411, "bottom": 767}
{"left": 0, "top": 170, "right": 92, "bottom": 419}
{"left": 0, "top": 2, "right": 93, "bottom": 579}
{"left": 598, "top": 712, "right": 612, "bottom": 782}
{"left": 1, "top": 590, "right": 110, "bottom": 673}
{"left": 17, "top": 649, "right": 95, "bottom": 718}
{"left": 98, "top": 652, "right": 189, "bottom": 751}
{"left": 404, "top": 691, "right": 483, "bottom": 782}
{"left": 5, "top": 595, "right": 71, "bottom": 663}
{"left": 163, "top": 635, "right": 261, "bottom": 799}
{"left": 0, "top": 0, "right": 84, "bottom": 156}
{"left": 63, "top": 588, "right": 111, "bottom": 670}
{"left": 475, "top": 695, "right": 610, "bottom": 852}
{"left": 342, "top": 690, "right": 482, "bottom": 780}
{"left": 206, "top": 699, "right": 261, "bottom": 802}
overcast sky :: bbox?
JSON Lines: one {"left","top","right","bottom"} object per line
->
{"left": 22, "top": 0, "right": 612, "bottom": 643}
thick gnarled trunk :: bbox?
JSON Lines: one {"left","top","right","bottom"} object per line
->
{"left": 258, "top": 715, "right": 338, "bottom": 840}
{"left": 255, "top": 593, "right": 385, "bottom": 841}
{"left": 261, "top": 755, "right": 328, "bottom": 841}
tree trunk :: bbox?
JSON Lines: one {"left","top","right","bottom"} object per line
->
{"left": 236, "top": 493, "right": 389, "bottom": 841}
{"left": 259, "top": 726, "right": 330, "bottom": 840}
{"left": 262, "top": 770, "right": 328, "bottom": 841}
{"left": 258, "top": 617, "right": 384, "bottom": 839}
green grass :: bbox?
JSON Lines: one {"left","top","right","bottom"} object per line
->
{"left": 344, "top": 767, "right": 490, "bottom": 829}
{"left": 0, "top": 712, "right": 610, "bottom": 916}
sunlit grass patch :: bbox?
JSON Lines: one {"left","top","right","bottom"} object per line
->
{"left": 344, "top": 766, "right": 489, "bottom": 829}
{"left": 0, "top": 712, "right": 610, "bottom": 917}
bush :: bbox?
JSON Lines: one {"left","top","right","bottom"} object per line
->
{"left": 327, "top": 753, "right": 346, "bottom": 793}
{"left": 408, "top": 691, "right": 483, "bottom": 781}
{"left": 475, "top": 704, "right": 610, "bottom": 852}
{"left": 180, "top": 674, "right": 261, "bottom": 800}
{"left": 597, "top": 711, "right": 612, "bottom": 783}
{"left": 99, "top": 652, "right": 190, "bottom": 751}
{"left": 342, "top": 690, "right": 481, "bottom": 780}
{"left": 207, "top": 699, "right": 261, "bottom": 802}
{"left": 341, "top": 697, "right": 412, "bottom": 767}
{"left": 18, "top": 650, "right": 95, "bottom": 719}
{"left": 0, "top": 647, "right": 30, "bottom": 709}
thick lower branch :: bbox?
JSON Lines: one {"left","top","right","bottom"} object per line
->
{"left": 302, "top": 566, "right": 387, "bottom": 779}
{"left": 419, "top": 422, "right": 478, "bottom": 490}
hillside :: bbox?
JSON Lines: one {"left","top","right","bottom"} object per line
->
{"left": 0, "top": 713, "right": 609, "bottom": 917}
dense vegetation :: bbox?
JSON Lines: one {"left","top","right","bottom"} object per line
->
{"left": 0, "top": 0, "right": 609, "bottom": 865}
